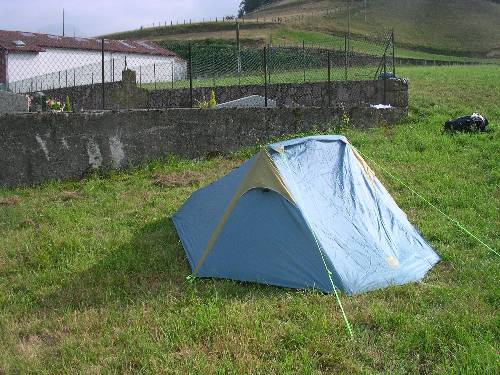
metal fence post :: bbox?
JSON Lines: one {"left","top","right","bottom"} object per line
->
{"left": 171, "top": 61, "right": 174, "bottom": 89}
{"left": 383, "top": 55, "right": 387, "bottom": 104}
{"left": 101, "top": 38, "right": 105, "bottom": 110}
{"left": 303, "top": 40, "right": 306, "bottom": 82}
{"left": 344, "top": 35, "right": 348, "bottom": 81}
{"left": 212, "top": 50, "right": 217, "bottom": 87}
{"left": 154, "top": 62, "right": 156, "bottom": 90}
{"left": 263, "top": 46, "right": 268, "bottom": 108}
{"left": 236, "top": 21, "right": 241, "bottom": 80}
{"left": 327, "top": 50, "right": 331, "bottom": 107}
{"left": 391, "top": 29, "right": 395, "bottom": 76}
{"left": 189, "top": 44, "right": 193, "bottom": 108}
{"left": 268, "top": 45, "right": 271, "bottom": 84}
{"left": 237, "top": 47, "right": 241, "bottom": 86}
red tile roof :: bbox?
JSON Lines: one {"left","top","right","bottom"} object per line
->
{"left": 0, "top": 30, "right": 176, "bottom": 57}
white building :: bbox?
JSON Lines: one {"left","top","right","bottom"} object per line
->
{"left": 0, "top": 30, "right": 187, "bottom": 93}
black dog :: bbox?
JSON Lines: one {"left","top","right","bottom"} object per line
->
{"left": 444, "top": 113, "right": 488, "bottom": 132}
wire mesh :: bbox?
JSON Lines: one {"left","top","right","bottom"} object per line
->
{"left": 2, "top": 33, "right": 395, "bottom": 108}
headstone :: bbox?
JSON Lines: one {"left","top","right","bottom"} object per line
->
{"left": 0, "top": 91, "right": 29, "bottom": 113}
{"left": 215, "top": 95, "right": 277, "bottom": 109}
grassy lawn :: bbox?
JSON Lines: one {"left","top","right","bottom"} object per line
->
{"left": 1, "top": 65, "right": 499, "bottom": 373}
{"left": 143, "top": 66, "right": 377, "bottom": 91}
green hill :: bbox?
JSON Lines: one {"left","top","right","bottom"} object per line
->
{"left": 102, "top": 0, "right": 500, "bottom": 59}
{"left": 246, "top": 0, "right": 500, "bottom": 57}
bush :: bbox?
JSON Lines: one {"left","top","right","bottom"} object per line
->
{"left": 194, "top": 90, "right": 217, "bottom": 109}
{"left": 63, "top": 96, "right": 71, "bottom": 112}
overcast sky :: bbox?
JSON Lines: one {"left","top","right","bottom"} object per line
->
{"left": 1, "top": 0, "right": 241, "bottom": 36}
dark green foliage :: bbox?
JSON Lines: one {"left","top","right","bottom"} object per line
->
{"left": 238, "top": 0, "right": 275, "bottom": 17}
{"left": 63, "top": 96, "right": 71, "bottom": 112}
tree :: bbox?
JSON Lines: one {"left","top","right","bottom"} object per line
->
{"left": 238, "top": 0, "right": 274, "bottom": 17}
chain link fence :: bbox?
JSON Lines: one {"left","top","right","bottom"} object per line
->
{"left": 2, "top": 32, "right": 395, "bottom": 108}
{"left": 156, "top": 32, "right": 394, "bottom": 90}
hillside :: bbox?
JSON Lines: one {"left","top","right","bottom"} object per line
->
{"left": 102, "top": 0, "right": 500, "bottom": 59}
{"left": 246, "top": 0, "right": 500, "bottom": 56}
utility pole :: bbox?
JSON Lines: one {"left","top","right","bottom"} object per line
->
{"left": 62, "top": 8, "right": 65, "bottom": 36}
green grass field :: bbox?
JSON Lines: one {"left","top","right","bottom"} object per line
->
{"left": 1, "top": 65, "right": 499, "bottom": 373}
{"left": 143, "top": 66, "right": 377, "bottom": 91}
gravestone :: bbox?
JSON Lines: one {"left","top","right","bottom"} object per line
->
{"left": 215, "top": 95, "right": 277, "bottom": 108}
{"left": 0, "top": 91, "right": 28, "bottom": 113}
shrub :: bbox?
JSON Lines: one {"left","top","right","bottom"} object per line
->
{"left": 63, "top": 96, "right": 71, "bottom": 112}
{"left": 208, "top": 90, "right": 217, "bottom": 108}
{"left": 194, "top": 90, "right": 217, "bottom": 109}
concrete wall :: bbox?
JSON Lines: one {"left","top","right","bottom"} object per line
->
{"left": 41, "top": 79, "right": 408, "bottom": 111}
{"left": 0, "top": 106, "right": 406, "bottom": 187}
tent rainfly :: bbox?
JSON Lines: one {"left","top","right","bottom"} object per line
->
{"left": 173, "top": 135, "right": 440, "bottom": 295}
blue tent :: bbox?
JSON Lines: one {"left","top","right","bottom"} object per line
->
{"left": 173, "top": 135, "right": 439, "bottom": 295}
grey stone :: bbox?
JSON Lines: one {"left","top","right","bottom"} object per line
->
{"left": 215, "top": 95, "right": 276, "bottom": 108}
{"left": 0, "top": 91, "right": 28, "bottom": 113}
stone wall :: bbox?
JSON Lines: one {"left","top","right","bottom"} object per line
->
{"left": 149, "top": 80, "right": 408, "bottom": 109}
{"left": 41, "top": 75, "right": 408, "bottom": 111}
{"left": 0, "top": 91, "right": 28, "bottom": 113}
{"left": 0, "top": 106, "right": 406, "bottom": 187}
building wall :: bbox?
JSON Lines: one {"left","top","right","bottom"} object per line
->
{"left": 7, "top": 48, "right": 186, "bottom": 92}
{"left": 0, "top": 106, "right": 407, "bottom": 187}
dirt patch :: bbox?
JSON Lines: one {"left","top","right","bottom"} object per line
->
{"left": 151, "top": 170, "right": 205, "bottom": 187}
{"left": 59, "top": 191, "right": 85, "bottom": 201}
{"left": 19, "top": 219, "right": 39, "bottom": 229}
{"left": 17, "top": 335, "right": 42, "bottom": 360}
{"left": 0, "top": 196, "right": 20, "bottom": 206}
